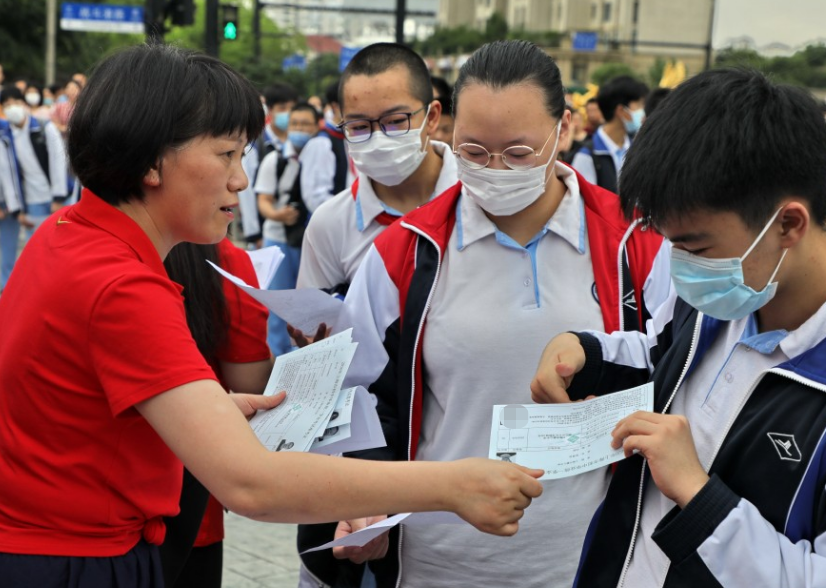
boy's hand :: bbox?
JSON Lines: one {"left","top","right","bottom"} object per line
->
{"left": 530, "top": 333, "right": 586, "bottom": 404}
{"left": 287, "top": 322, "right": 329, "bottom": 348}
{"left": 611, "top": 411, "right": 709, "bottom": 508}
{"left": 332, "top": 516, "right": 389, "bottom": 563}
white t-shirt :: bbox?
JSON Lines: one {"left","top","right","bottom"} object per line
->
{"left": 254, "top": 143, "right": 300, "bottom": 244}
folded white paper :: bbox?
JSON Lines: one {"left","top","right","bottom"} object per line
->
{"left": 300, "top": 511, "right": 464, "bottom": 554}
{"left": 208, "top": 260, "right": 342, "bottom": 333}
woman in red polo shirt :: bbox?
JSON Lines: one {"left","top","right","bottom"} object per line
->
{"left": 0, "top": 44, "right": 543, "bottom": 588}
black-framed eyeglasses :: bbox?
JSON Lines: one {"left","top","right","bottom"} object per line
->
{"left": 453, "top": 126, "right": 558, "bottom": 171}
{"left": 338, "top": 106, "right": 427, "bottom": 144}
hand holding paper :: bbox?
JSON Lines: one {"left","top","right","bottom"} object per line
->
{"left": 490, "top": 383, "right": 655, "bottom": 479}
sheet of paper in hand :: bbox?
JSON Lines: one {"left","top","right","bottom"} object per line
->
{"left": 488, "top": 383, "right": 654, "bottom": 480}
{"left": 208, "top": 259, "right": 342, "bottom": 334}
{"left": 249, "top": 330, "right": 357, "bottom": 453}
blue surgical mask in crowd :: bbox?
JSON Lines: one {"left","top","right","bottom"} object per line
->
{"left": 288, "top": 131, "right": 312, "bottom": 150}
{"left": 274, "top": 111, "right": 290, "bottom": 132}
{"left": 623, "top": 107, "right": 645, "bottom": 134}
{"left": 669, "top": 207, "right": 788, "bottom": 321}
{"left": 43, "top": 97, "right": 54, "bottom": 106}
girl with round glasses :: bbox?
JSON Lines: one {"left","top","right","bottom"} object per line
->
{"left": 332, "top": 40, "right": 671, "bottom": 587}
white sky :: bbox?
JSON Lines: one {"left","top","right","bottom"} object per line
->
{"left": 713, "top": 0, "right": 826, "bottom": 47}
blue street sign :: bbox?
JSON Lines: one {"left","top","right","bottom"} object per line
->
{"left": 572, "top": 31, "right": 599, "bottom": 52}
{"left": 339, "top": 46, "right": 362, "bottom": 73}
{"left": 60, "top": 2, "right": 144, "bottom": 34}
{"left": 282, "top": 54, "right": 307, "bottom": 72}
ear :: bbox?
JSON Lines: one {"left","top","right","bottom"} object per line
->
{"left": 142, "top": 161, "right": 162, "bottom": 187}
{"left": 425, "top": 99, "right": 442, "bottom": 136}
{"left": 778, "top": 201, "right": 809, "bottom": 249}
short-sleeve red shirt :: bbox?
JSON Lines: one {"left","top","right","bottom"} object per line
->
{"left": 192, "top": 238, "right": 270, "bottom": 547}
{"left": 0, "top": 190, "right": 218, "bottom": 557}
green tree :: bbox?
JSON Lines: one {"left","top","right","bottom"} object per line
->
{"left": 484, "top": 12, "right": 508, "bottom": 43}
{"left": 590, "top": 62, "right": 639, "bottom": 86}
{"left": 713, "top": 44, "right": 826, "bottom": 88}
{"left": 0, "top": 0, "right": 143, "bottom": 85}
{"left": 164, "top": 0, "right": 304, "bottom": 88}
{"left": 648, "top": 57, "right": 666, "bottom": 87}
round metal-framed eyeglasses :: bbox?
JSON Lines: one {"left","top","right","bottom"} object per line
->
{"left": 453, "top": 128, "right": 557, "bottom": 171}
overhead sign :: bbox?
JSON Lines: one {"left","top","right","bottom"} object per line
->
{"left": 60, "top": 2, "right": 144, "bottom": 34}
{"left": 572, "top": 31, "right": 599, "bottom": 52}
{"left": 282, "top": 54, "right": 307, "bottom": 72}
{"left": 339, "top": 46, "right": 362, "bottom": 73}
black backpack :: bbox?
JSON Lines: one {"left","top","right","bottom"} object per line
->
{"left": 274, "top": 153, "right": 309, "bottom": 248}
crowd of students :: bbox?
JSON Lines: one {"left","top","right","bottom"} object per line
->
{"left": 1, "top": 37, "right": 826, "bottom": 588}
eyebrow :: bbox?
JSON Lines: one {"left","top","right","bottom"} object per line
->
{"left": 665, "top": 232, "right": 710, "bottom": 244}
{"left": 343, "top": 105, "right": 413, "bottom": 120}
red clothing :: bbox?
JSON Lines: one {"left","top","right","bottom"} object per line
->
{"left": 192, "top": 238, "right": 270, "bottom": 547}
{"left": 0, "top": 190, "right": 217, "bottom": 557}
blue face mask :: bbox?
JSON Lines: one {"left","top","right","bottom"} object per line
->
{"left": 623, "top": 107, "right": 645, "bottom": 134}
{"left": 274, "top": 111, "right": 290, "bottom": 132}
{"left": 669, "top": 208, "right": 788, "bottom": 321}
{"left": 288, "top": 131, "right": 312, "bottom": 150}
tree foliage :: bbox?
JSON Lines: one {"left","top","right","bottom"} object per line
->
{"left": 590, "top": 62, "right": 639, "bottom": 86}
{"left": 0, "top": 0, "right": 143, "bottom": 85}
{"left": 714, "top": 44, "right": 826, "bottom": 88}
{"left": 414, "top": 12, "right": 561, "bottom": 56}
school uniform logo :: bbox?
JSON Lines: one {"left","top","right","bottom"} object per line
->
{"left": 767, "top": 432, "right": 802, "bottom": 462}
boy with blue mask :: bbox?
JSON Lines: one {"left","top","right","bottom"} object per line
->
{"left": 254, "top": 102, "right": 319, "bottom": 356}
{"left": 533, "top": 68, "right": 826, "bottom": 588}
{"left": 571, "top": 75, "right": 648, "bottom": 194}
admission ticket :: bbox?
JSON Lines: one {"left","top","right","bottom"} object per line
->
{"left": 488, "top": 383, "right": 654, "bottom": 480}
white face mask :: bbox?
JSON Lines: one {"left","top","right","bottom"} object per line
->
{"left": 25, "top": 93, "right": 40, "bottom": 107}
{"left": 347, "top": 107, "right": 430, "bottom": 187}
{"left": 457, "top": 122, "right": 561, "bottom": 216}
{"left": 4, "top": 104, "right": 27, "bottom": 126}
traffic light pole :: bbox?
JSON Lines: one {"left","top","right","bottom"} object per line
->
{"left": 395, "top": 0, "right": 406, "bottom": 45}
{"left": 205, "top": 0, "right": 219, "bottom": 57}
{"left": 253, "top": 0, "right": 261, "bottom": 61}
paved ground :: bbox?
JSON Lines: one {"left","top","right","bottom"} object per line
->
{"left": 223, "top": 514, "right": 302, "bottom": 588}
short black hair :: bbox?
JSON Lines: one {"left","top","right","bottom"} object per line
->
{"left": 264, "top": 83, "right": 299, "bottom": 109}
{"left": 435, "top": 95, "right": 452, "bottom": 117}
{"left": 620, "top": 68, "right": 826, "bottom": 229}
{"left": 291, "top": 101, "right": 321, "bottom": 124}
{"left": 644, "top": 87, "right": 671, "bottom": 117}
{"left": 339, "top": 43, "right": 433, "bottom": 111}
{"left": 431, "top": 75, "right": 451, "bottom": 99}
{"left": 586, "top": 97, "right": 599, "bottom": 106}
{"left": 597, "top": 75, "right": 649, "bottom": 122}
{"left": 68, "top": 44, "right": 264, "bottom": 206}
{"left": 453, "top": 40, "right": 565, "bottom": 119}
{"left": 324, "top": 80, "right": 340, "bottom": 107}
{"left": 0, "top": 87, "right": 24, "bottom": 104}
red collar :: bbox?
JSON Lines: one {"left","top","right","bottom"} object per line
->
{"left": 351, "top": 178, "right": 398, "bottom": 227}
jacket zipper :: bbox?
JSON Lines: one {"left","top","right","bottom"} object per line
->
{"left": 616, "top": 219, "right": 641, "bottom": 332}
{"left": 617, "top": 311, "right": 704, "bottom": 588}
{"left": 396, "top": 221, "right": 444, "bottom": 588}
